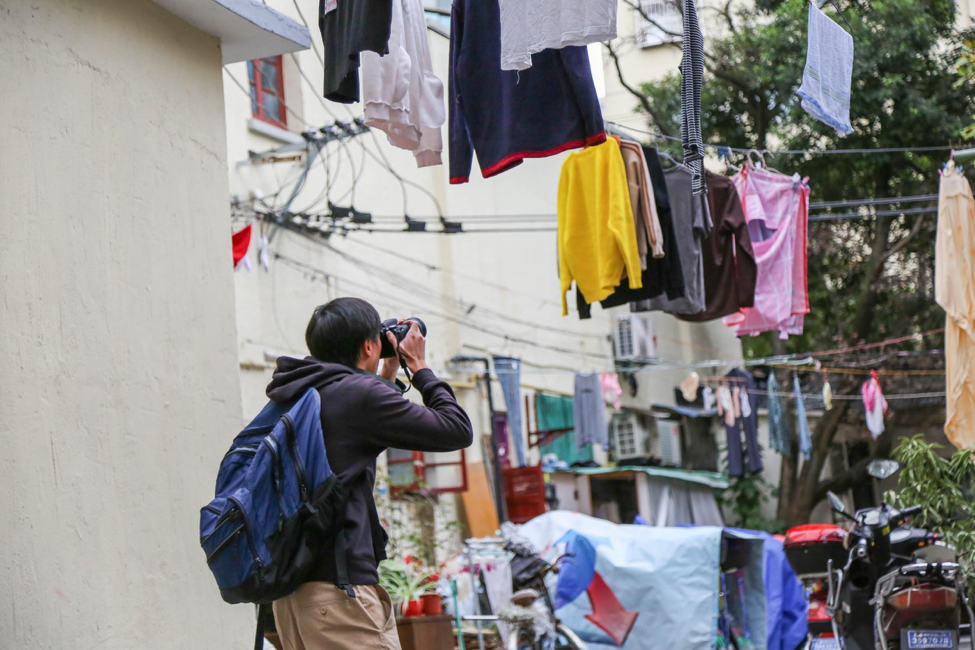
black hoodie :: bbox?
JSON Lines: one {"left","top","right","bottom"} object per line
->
{"left": 266, "top": 356, "right": 473, "bottom": 585}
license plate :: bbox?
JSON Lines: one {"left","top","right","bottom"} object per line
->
{"left": 906, "top": 631, "right": 954, "bottom": 649}
{"left": 810, "top": 637, "right": 840, "bottom": 650}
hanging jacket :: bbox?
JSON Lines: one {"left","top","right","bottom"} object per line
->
{"left": 678, "top": 171, "right": 757, "bottom": 322}
{"left": 935, "top": 163, "right": 975, "bottom": 450}
{"left": 448, "top": 0, "right": 605, "bottom": 183}
{"left": 559, "top": 138, "right": 643, "bottom": 315}
{"left": 725, "top": 167, "right": 810, "bottom": 338}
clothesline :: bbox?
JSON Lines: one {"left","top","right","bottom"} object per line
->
{"left": 746, "top": 389, "right": 945, "bottom": 401}
{"left": 608, "top": 122, "right": 957, "bottom": 156}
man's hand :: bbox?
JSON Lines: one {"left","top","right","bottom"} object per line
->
{"left": 396, "top": 320, "right": 428, "bottom": 375}
{"left": 380, "top": 331, "right": 400, "bottom": 382}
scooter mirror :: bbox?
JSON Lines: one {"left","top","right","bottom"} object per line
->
{"left": 827, "top": 490, "right": 846, "bottom": 514}
{"left": 866, "top": 459, "right": 900, "bottom": 480}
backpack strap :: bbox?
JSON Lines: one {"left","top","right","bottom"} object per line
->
{"left": 333, "top": 529, "right": 356, "bottom": 598}
{"left": 254, "top": 603, "right": 269, "bottom": 650}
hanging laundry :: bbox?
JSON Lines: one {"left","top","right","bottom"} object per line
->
{"left": 449, "top": 0, "right": 604, "bottom": 183}
{"left": 936, "top": 160, "right": 975, "bottom": 449}
{"left": 794, "top": 375, "right": 812, "bottom": 460}
{"left": 559, "top": 138, "right": 643, "bottom": 315}
{"left": 725, "top": 368, "right": 763, "bottom": 477}
{"left": 492, "top": 412, "right": 512, "bottom": 469}
{"left": 725, "top": 167, "right": 810, "bottom": 338}
{"left": 680, "top": 372, "right": 701, "bottom": 402}
{"left": 361, "top": 0, "right": 445, "bottom": 168}
{"left": 618, "top": 138, "right": 666, "bottom": 263}
{"left": 717, "top": 386, "right": 736, "bottom": 427}
{"left": 494, "top": 356, "right": 527, "bottom": 466}
{"left": 679, "top": 0, "right": 706, "bottom": 195}
{"left": 822, "top": 377, "right": 833, "bottom": 411}
{"left": 739, "top": 386, "right": 752, "bottom": 418}
{"left": 498, "top": 0, "right": 617, "bottom": 71}
{"left": 703, "top": 386, "right": 716, "bottom": 411}
{"left": 677, "top": 171, "right": 758, "bottom": 322}
{"left": 258, "top": 234, "right": 271, "bottom": 272}
{"left": 766, "top": 372, "right": 790, "bottom": 455}
{"left": 860, "top": 370, "right": 888, "bottom": 439}
{"left": 796, "top": 2, "right": 854, "bottom": 137}
{"left": 601, "top": 373, "right": 623, "bottom": 410}
{"left": 576, "top": 142, "right": 684, "bottom": 320}
{"left": 318, "top": 0, "right": 393, "bottom": 103}
{"left": 630, "top": 165, "right": 708, "bottom": 315}
{"left": 574, "top": 372, "right": 608, "bottom": 451}
{"left": 232, "top": 224, "right": 252, "bottom": 269}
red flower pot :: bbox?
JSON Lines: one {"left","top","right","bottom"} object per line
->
{"left": 421, "top": 593, "right": 442, "bottom": 616}
{"left": 402, "top": 599, "right": 424, "bottom": 617}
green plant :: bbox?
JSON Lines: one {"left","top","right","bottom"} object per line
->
{"left": 717, "top": 473, "right": 786, "bottom": 534}
{"left": 375, "top": 471, "right": 464, "bottom": 566}
{"left": 885, "top": 436, "right": 975, "bottom": 588}
{"left": 378, "top": 559, "right": 439, "bottom": 605}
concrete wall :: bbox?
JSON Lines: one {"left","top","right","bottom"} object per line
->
{"left": 0, "top": 0, "right": 250, "bottom": 647}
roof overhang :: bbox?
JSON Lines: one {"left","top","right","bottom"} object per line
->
{"left": 150, "top": 0, "right": 311, "bottom": 63}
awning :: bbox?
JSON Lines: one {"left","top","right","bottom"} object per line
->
{"left": 150, "top": 0, "right": 311, "bottom": 63}
{"left": 552, "top": 464, "right": 729, "bottom": 489}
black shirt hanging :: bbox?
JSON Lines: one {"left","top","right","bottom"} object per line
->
{"left": 319, "top": 0, "right": 393, "bottom": 104}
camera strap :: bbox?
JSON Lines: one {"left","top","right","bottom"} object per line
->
{"left": 398, "top": 356, "right": 413, "bottom": 393}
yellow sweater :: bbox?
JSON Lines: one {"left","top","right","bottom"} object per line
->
{"left": 558, "top": 138, "right": 643, "bottom": 315}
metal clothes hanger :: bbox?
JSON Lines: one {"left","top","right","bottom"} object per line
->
{"left": 655, "top": 136, "right": 681, "bottom": 167}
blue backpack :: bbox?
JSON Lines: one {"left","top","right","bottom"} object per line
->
{"left": 200, "top": 388, "right": 356, "bottom": 610}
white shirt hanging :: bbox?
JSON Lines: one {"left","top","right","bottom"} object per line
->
{"left": 361, "top": 0, "right": 445, "bottom": 167}
{"left": 498, "top": 0, "right": 617, "bottom": 71}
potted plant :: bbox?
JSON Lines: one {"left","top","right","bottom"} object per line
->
{"left": 378, "top": 559, "right": 433, "bottom": 617}
{"left": 420, "top": 573, "right": 442, "bottom": 616}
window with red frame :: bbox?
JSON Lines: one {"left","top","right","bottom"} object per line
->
{"left": 247, "top": 56, "right": 286, "bottom": 127}
{"left": 387, "top": 449, "right": 468, "bottom": 496}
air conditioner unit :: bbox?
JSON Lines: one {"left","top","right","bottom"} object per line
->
{"left": 612, "top": 411, "right": 652, "bottom": 461}
{"left": 655, "top": 419, "right": 683, "bottom": 467}
{"left": 613, "top": 313, "right": 657, "bottom": 361}
{"left": 634, "top": 0, "right": 684, "bottom": 49}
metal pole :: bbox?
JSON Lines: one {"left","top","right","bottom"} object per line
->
{"left": 465, "top": 541, "right": 486, "bottom": 650}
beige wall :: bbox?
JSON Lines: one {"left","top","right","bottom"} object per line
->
{"left": 0, "top": 0, "right": 250, "bottom": 647}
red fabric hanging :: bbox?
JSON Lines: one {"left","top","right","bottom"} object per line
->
{"left": 232, "top": 224, "right": 252, "bottom": 268}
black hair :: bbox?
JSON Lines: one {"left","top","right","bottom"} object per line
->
{"left": 305, "top": 297, "right": 382, "bottom": 368}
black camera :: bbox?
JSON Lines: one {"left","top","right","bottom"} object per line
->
{"left": 380, "top": 318, "right": 427, "bottom": 358}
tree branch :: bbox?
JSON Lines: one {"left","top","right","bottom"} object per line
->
{"left": 814, "top": 432, "right": 894, "bottom": 502}
{"left": 603, "top": 41, "right": 675, "bottom": 137}
{"left": 878, "top": 215, "right": 926, "bottom": 267}
{"left": 620, "top": 0, "right": 684, "bottom": 39}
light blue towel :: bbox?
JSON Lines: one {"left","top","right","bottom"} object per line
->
{"left": 794, "top": 376, "right": 812, "bottom": 460}
{"left": 797, "top": 2, "right": 854, "bottom": 136}
{"left": 494, "top": 356, "right": 527, "bottom": 467}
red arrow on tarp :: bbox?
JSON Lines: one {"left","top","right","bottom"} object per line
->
{"left": 584, "top": 571, "right": 639, "bottom": 646}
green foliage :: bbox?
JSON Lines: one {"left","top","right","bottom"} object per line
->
{"left": 959, "top": 37, "right": 975, "bottom": 140}
{"left": 717, "top": 473, "right": 786, "bottom": 534}
{"left": 886, "top": 436, "right": 975, "bottom": 579}
{"left": 377, "top": 559, "right": 438, "bottom": 605}
{"left": 377, "top": 473, "right": 463, "bottom": 566}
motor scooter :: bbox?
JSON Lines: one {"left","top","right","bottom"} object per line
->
{"left": 784, "top": 522, "right": 849, "bottom": 650}
{"left": 823, "top": 460, "right": 974, "bottom": 650}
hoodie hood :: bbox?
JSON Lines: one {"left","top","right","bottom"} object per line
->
{"left": 265, "top": 356, "right": 356, "bottom": 404}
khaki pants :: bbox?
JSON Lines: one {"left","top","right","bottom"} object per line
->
{"left": 273, "top": 583, "right": 403, "bottom": 650}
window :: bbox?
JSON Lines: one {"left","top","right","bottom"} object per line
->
{"left": 613, "top": 414, "right": 641, "bottom": 458}
{"left": 634, "top": 0, "right": 683, "bottom": 49}
{"left": 386, "top": 449, "right": 468, "bottom": 496}
{"left": 247, "top": 56, "right": 286, "bottom": 127}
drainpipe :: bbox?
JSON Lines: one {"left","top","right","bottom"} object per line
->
{"left": 450, "top": 355, "right": 507, "bottom": 523}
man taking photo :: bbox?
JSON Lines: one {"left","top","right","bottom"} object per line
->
{"left": 263, "top": 297, "right": 473, "bottom": 650}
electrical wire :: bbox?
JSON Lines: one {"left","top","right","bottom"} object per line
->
{"left": 272, "top": 251, "right": 613, "bottom": 359}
